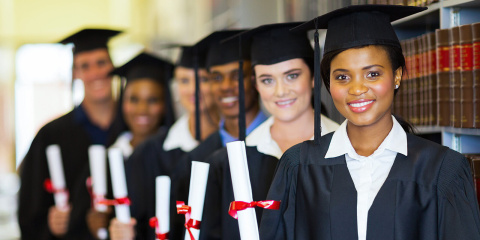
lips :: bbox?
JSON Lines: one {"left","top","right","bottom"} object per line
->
{"left": 347, "top": 99, "right": 375, "bottom": 113}
{"left": 220, "top": 96, "right": 238, "bottom": 107}
{"left": 275, "top": 99, "right": 296, "bottom": 108}
{"left": 134, "top": 116, "right": 151, "bottom": 125}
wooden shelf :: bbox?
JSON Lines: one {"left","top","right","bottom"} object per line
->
{"left": 415, "top": 125, "right": 480, "bottom": 136}
{"left": 442, "top": 0, "right": 480, "bottom": 8}
{"left": 393, "top": 2, "right": 441, "bottom": 29}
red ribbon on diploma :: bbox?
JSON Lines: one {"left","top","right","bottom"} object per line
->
{"left": 97, "top": 197, "right": 131, "bottom": 206}
{"left": 43, "top": 178, "right": 68, "bottom": 195}
{"left": 228, "top": 200, "right": 281, "bottom": 219}
{"left": 176, "top": 201, "right": 201, "bottom": 240}
{"left": 149, "top": 217, "right": 169, "bottom": 240}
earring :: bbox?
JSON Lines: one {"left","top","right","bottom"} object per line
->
{"left": 395, "top": 84, "right": 399, "bottom": 89}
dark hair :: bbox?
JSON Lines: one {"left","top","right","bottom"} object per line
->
{"left": 319, "top": 44, "right": 415, "bottom": 133}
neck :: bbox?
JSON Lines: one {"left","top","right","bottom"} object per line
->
{"left": 347, "top": 113, "right": 393, "bottom": 157}
{"left": 271, "top": 108, "right": 315, "bottom": 153}
{"left": 223, "top": 103, "right": 260, "bottom": 138}
{"left": 188, "top": 107, "right": 220, "bottom": 141}
{"left": 82, "top": 96, "right": 116, "bottom": 130}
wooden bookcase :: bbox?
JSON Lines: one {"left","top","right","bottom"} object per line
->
{"left": 393, "top": 0, "right": 480, "bottom": 153}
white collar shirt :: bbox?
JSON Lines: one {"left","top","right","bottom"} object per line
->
{"left": 246, "top": 114, "right": 339, "bottom": 159}
{"left": 163, "top": 114, "right": 199, "bottom": 152}
{"left": 324, "top": 115, "right": 408, "bottom": 240}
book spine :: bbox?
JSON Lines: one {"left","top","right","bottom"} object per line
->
{"left": 405, "top": 38, "right": 413, "bottom": 123}
{"left": 473, "top": 23, "right": 480, "bottom": 128}
{"left": 450, "top": 26, "right": 461, "bottom": 128}
{"left": 421, "top": 34, "right": 429, "bottom": 126}
{"left": 436, "top": 28, "right": 451, "bottom": 126}
{"left": 418, "top": 35, "right": 426, "bottom": 125}
{"left": 427, "top": 32, "right": 437, "bottom": 126}
{"left": 412, "top": 37, "right": 420, "bottom": 125}
{"left": 460, "top": 24, "right": 474, "bottom": 128}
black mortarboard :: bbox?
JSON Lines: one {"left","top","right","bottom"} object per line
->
{"left": 59, "top": 28, "right": 121, "bottom": 55}
{"left": 225, "top": 22, "right": 313, "bottom": 66}
{"left": 111, "top": 52, "right": 174, "bottom": 83}
{"left": 112, "top": 52, "right": 176, "bottom": 127}
{"left": 291, "top": 5, "right": 426, "bottom": 144}
{"left": 177, "top": 45, "right": 207, "bottom": 69}
{"left": 195, "top": 30, "right": 249, "bottom": 69}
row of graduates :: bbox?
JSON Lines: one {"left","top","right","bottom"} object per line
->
{"left": 19, "top": 4, "right": 480, "bottom": 240}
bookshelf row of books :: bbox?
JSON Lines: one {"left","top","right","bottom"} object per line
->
{"left": 393, "top": 22, "right": 480, "bottom": 129}
{"left": 351, "top": 0, "right": 438, "bottom": 6}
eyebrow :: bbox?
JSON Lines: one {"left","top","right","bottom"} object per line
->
{"left": 332, "top": 64, "right": 384, "bottom": 73}
{"left": 257, "top": 68, "right": 302, "bottom": 78}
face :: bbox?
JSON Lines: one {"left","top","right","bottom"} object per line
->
{"left": 209, "top": 61, "right": 257, "bottom": 119}
{"left": 122, "top": 79, "right": 165, "bottom": 137}
{"left": 175, "top": 66, "right": 215, "bottom": 114}
{"left": 255, "top": 58, "right": 313, "bottom": 122}
{"left": 73, "top": 48, "right": 114, "bottom": 102}
{"left": 329, "top": 45, "right": 402, "bottom": 128}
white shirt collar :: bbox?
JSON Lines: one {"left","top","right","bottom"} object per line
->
{"left": 110, "top": 131, "right": 134, "bottom": 159}
{"left": 325, "top": 115, "right": 408, "bottom": 159}
{"left": 163, "top": 114, "right": 199, "bottom": 152}
{"left": 246, "top": 114, "right": 340, "bottom": 159}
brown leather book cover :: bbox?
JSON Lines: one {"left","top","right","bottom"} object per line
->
{"left": 421, "top": 34, "right": 429, "bottom": 126}
{"left": 407, "top": 0, "right": 415, "bottom": 6}
{"left": 409, "top": 38, "right": 418, "bottom": 125}
{"left": 367, "top": 0, "right": 376, "bottom": 4}
{"left": 405, "top": 38, "right": 413, "bottom": 123}
{"left": 436, "top": 28, "right": 451, "bottom": 126}
{"left": 465, "top": 154, "right": 480, "bottom": 205}
{"left": 427, "top": 32, "right": 437, "bottom": 126}
{"left": 418, "top": 35, "right": 426, "bottom": 125}
{"left": 450, "top": 26, "right": 461, "bottom": 128}
{"left": 460, "top": 24, "right": 474, "bottom": 128}
{"left": 473, "top": 23, "right": 480, "bottom": 128}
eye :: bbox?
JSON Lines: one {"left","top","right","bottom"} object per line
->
{"left": 80, "top": 63, "right": 89, "bottom": 71}
{"left": 200, "top": 76, "right": 208, "bottom": 83}
{"left": 333, "top": 74, "right": 349, "bottom": 81}
{"left": 148, "top": 97, "right": 160, "bottom": 104}
{"left": 260, "top": 78, "right": 274, "bottom": 85}
{"left": 210, "top": 74, "right": 223, "bottom": 82}
{"left": 230, "top": 70, "right": 239, "bottom": 81}
{"left": 286, "top": 73, "right": 299, "bottom": 80}
{"left": 366, "top": 71, "right": 381, "bottom": 79}
{"left": 178, "top": 78, "right": 189, "bottom": 84}
{"left": 97, "top": 59, "right": 107, "bottom": 67}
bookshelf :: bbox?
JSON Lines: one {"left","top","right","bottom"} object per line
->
{"left": 392, "top": 0, "right": 480, "bottom": 154}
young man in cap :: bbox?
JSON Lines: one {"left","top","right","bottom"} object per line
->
{"left": 18, "top": 28, "right": 123, "bottom": 239}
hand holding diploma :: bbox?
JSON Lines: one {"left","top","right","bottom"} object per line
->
{"left": 108, "top": 148, "right": 131, "bottom": 223}
{"left": 45, "top": 144, "right": 69, "bottom": 210}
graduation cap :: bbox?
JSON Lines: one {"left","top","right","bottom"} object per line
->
{"left": 224, "top": 22, "right": 313, "bottom": 66}
{"left": 195, "top": 30, "right": 249, "bottom": 69}
{"left": 112, "top": 52, "right": 176, "bottom": 127}
{"left": 291, "top": 4, "right": 427, "bottom": 144}
{"left": 59, "top": 28, "right": 121, "bottom": 55}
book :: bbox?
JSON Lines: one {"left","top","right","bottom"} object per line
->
{"left": 460, "top": 24, "right": 475, "bottom": 128}
{"left": 427, "top": 32, "right": 437, "bottom": 126}
{"left": 465, "top": 154, "right": 480, "bottom": 206}
{"left": 449, "top": 26, "right": 461, "bottom": 128}
{"left": 473, "top": 22, "right": 480, "bottom": 128}
{"left": 436, "top": 28, "right": 451, "bottom": 126}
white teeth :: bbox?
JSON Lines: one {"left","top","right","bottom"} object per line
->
{"left": 349, "top": 100, "right": 373, "bottom": 108}
{"left": 222, "top": 96, "right": 238, "bottom": 103}
{"left": 277, "top": 99, "right": 295, "bottom": 106}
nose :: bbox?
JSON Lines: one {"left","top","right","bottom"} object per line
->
{"left": 220, "top": 77, "right": 235, "bottom": 91}
{"left": 137, "top": 100, "right": 149, "bottom": 113}
{"left": 274, "top": 80, "right": 287, "bottom": 98}
{"left": 348, "top": 77, "right": 368, "bottom": 96}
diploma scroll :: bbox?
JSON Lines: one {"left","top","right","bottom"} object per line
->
{"left": 88, "top": 145, "right": 108, "bottom": 212}
{"left": 108, "top": 148, "right": 131, "bottom": 223}
{"left": 184, "top": 161, "right": 209, "bottom": 240}
{"left": 226, "top": 141, "right": 259, "bottom": 240}
{"left": 45, "top": 144, "right": 69, "bottom": 210}
{"left": 156, "top": 176, "right": 171, "bottom": 238}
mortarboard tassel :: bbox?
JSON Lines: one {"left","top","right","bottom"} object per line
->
{"left": 194, "top": 48, "right": 201, "bottom": 141}
{"left": 238, "top": 35, "right": 246, "bottom": 141}
{"left": 313, "top": 20, "right": 322, "bottom": 145}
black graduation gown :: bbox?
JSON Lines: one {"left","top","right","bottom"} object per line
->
{"left": 259, "top": 133, "right": 480, "bottom": 240}
{"left": 127, "top": 127, "right": 220, "bottom": 240}
{"left": 199, "top": 146, "right": 278, "bottom": 240}
{"left": 18, "top": 109, "right": 122, "bottom": 240}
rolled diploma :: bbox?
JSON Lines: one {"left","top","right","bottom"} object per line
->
{"left": 89, "top": 145, "right": 108, "bottom": 212}
{"left": 156, "top": 176, "right": 171, "bottom": 235}
{"left": 45, "top": 144, "right": 69, "bottom": 209}
{"left": 108, "top": 148, "right": 131, "bottom": 223}
{"left": 184, "top": 161, "right": 209, "bottom": 240}
{"left": 226, "top": 141, "right": 259, "bottom": 240}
